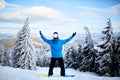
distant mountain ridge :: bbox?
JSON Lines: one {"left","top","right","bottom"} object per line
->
{"left": 0, "top": 34, "right": 48, "bottom": 48}
{"left": 0, "top": 32, "right": 119, "bottom": 48}
{"left": 0, "top": 34, "right": 13, "bottom": 40}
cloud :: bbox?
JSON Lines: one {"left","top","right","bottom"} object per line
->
{"left": 0, "top": 0, "right": 73, "bottom": 27}
{"left": 105, "top": 3, "right": 120, "bottom": 15}
{"left": 0, "top": 6, "right": 64, "bottom": 23}
{"left": 6, "top": 2, "right": 22, "bottom": 8}
{"left": 77, "top": 6, "right": 103, "bottom": 18}
{"left": 77, "top": 6, "right": 102, "bottom": 12}
{"left": 0, "top": 12, "right": 25, "bottom": 23}
{"left": 0, "top": 0, "right": 21, "bottom": 10}
{"left": 111, "top": 23, "right": 120, "bottom": 33}
{"left": 22, "top": 6, "right": 64, "bottom": 20}
{"left": 79, "top": 11, "right": 101, "bottom": 18}
{"left": 0, "top": 0, "right": 6, "bottom": 10}
{"left": 51, "top": 18, "right": 76, "bottom": 26}
{"left": 77, "top": 3, "right": 120, "bottom": 18}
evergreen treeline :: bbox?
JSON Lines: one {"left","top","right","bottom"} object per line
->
{"left": 65, "top": 19, "right": 120, "bottom": 77}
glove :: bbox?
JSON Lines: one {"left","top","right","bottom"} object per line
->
{"left": 72, "top": 32, "right": 76, "bottom": 37}
{"left": 39, "top": 31, "right": 42, "bottom": 35}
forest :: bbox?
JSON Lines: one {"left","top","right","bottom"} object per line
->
{"left": 0, "top": 18, "right": 120, "bottom": 77}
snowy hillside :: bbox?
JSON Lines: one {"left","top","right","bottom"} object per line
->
{"left": 0, "top": 66, "right": 120, "bottom": 80}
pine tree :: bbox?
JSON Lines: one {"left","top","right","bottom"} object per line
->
{"left": 117, "top": 37, "right": 120, "bottom": 76}
{"left": 7, "top": 48, "right": 13, "bottom": 67}
{"left": 12, "top": 18, "right": 36, "bottom": 70}
{"left": 0, "top": 44, "right": 13, "bottom": 66}
{"left": 64, "top": 46, "right": 78, "bottom": 69}
{"left": 96, "top": 19, "right": 114, "bottom": 76}
{"left": 0, "top": 44, "right": 9, "bottom": 66}
{"left": 4, "top": 48, "right": 10, "bottom": 66}
{"left": 64, "top": 47, "right": 71, "bottom": 68}
{"left": 36, "top": 47, "right": 50, "bottom": 67}
{"left": 109, "top": 36, "right": 119, "bottom": 77}
{"left": 114, "top": 36, "right": 120, "bottom": 76}
{"left": 76, "top": 44, "right": 83, "bottom": 70}
{"left": 79, "top": 27, "right": 96, "bottom": 72}
{"left": 0, "top": 44, "right": 5, "bottom": 65}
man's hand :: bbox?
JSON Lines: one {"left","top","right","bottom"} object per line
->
{"left": 39, "top": 31, "right": 42, "bottom": 34}
{"left": 72, "top": 32, "right": 76, "bottom": 37}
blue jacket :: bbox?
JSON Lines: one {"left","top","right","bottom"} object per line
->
{"left": 40, "top": 33, "right": 74, "bottom": 58}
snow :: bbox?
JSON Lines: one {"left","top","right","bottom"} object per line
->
{"left": 0, "top": 66, "right": 120, "bottom": 80}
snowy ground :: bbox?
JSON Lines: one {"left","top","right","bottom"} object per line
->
{"left": 0, "top": 66, "right": 120, "bottom": 80}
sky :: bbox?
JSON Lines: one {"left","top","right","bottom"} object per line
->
{"left": 0, "top": 0, "right": 120, "bottom": 38}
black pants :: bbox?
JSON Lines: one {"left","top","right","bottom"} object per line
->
{"left": 48, "top": 58, "right": 65, "bottom": 76}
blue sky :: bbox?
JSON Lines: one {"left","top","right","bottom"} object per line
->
{"left": 0, "top": 0, "right": 120, "bottom": 38}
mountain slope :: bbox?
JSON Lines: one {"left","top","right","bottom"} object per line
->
{"left": 0, "top": 37, "right": 15, "bottom": 48}
{"left": 0, "top": 34, "right": 13, "bottom": 40}
{"left": 0, "top": 35, "right": 48, "bottom": 48}
{"left": 0, "top": 32, "right": 119, "bottom": 48}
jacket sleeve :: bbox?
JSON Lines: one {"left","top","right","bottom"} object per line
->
{"left": 40, "top": 33, "right": 50, "bottom": 44}
{"left": 62, "top": 36, "right": 74, "bottom": 44}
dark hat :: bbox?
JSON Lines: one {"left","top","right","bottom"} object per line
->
{"left": 53, "top": 32, "right": 58, "bottom": 34}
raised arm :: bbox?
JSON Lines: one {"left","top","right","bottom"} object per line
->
{"left": 39, "top": 31, "right": 50, "bottom": 44}
{"left": 63, "top": 32, "right": 76, "bottom": 44}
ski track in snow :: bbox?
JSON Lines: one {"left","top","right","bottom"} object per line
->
{"left": 0, "top": 66, "right": 120, "bottom": 80}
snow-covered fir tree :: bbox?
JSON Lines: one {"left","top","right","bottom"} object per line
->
{"left": 117, "top": 37, "right": 120, "bottom": 76}
{"left": 64, "top": 46, "right": 79, "bottom": 69}
{"left": 114, "top": 36, "right": 120, "bottom": 76}
{"left": 79, "top": 27, "right": 96, "bottom": 72}
{"left": 109, "top": 36, "right": 119, "bottom": 77}
{"left": 4, "top": 48, "right": 10, "bottom": 66}
{"left": 0, "top": 44, "right": 5, "bottom": 65}
{"left": 0, "top": 44, "right": 9, "bottom": 66}
{"left": 12, "top": 18, "right": 36, "bottom": 70}
{"left": 36, "top": 47, "right": 50, "bottom": 67}
{"left": 75, "top": 44, "right": 83, "bottom": 70}
{"left": 83, "top": 27, "right": 94, "bottom": 49}
{"left": 95, "top": 19, "right": 114, "bottom": 76}
{"left": 7, "top": 48, "right": 13, "bottom": 67}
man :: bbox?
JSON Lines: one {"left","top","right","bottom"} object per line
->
{"left": 39, "top": 31, "right": 76, "bottom": 77}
